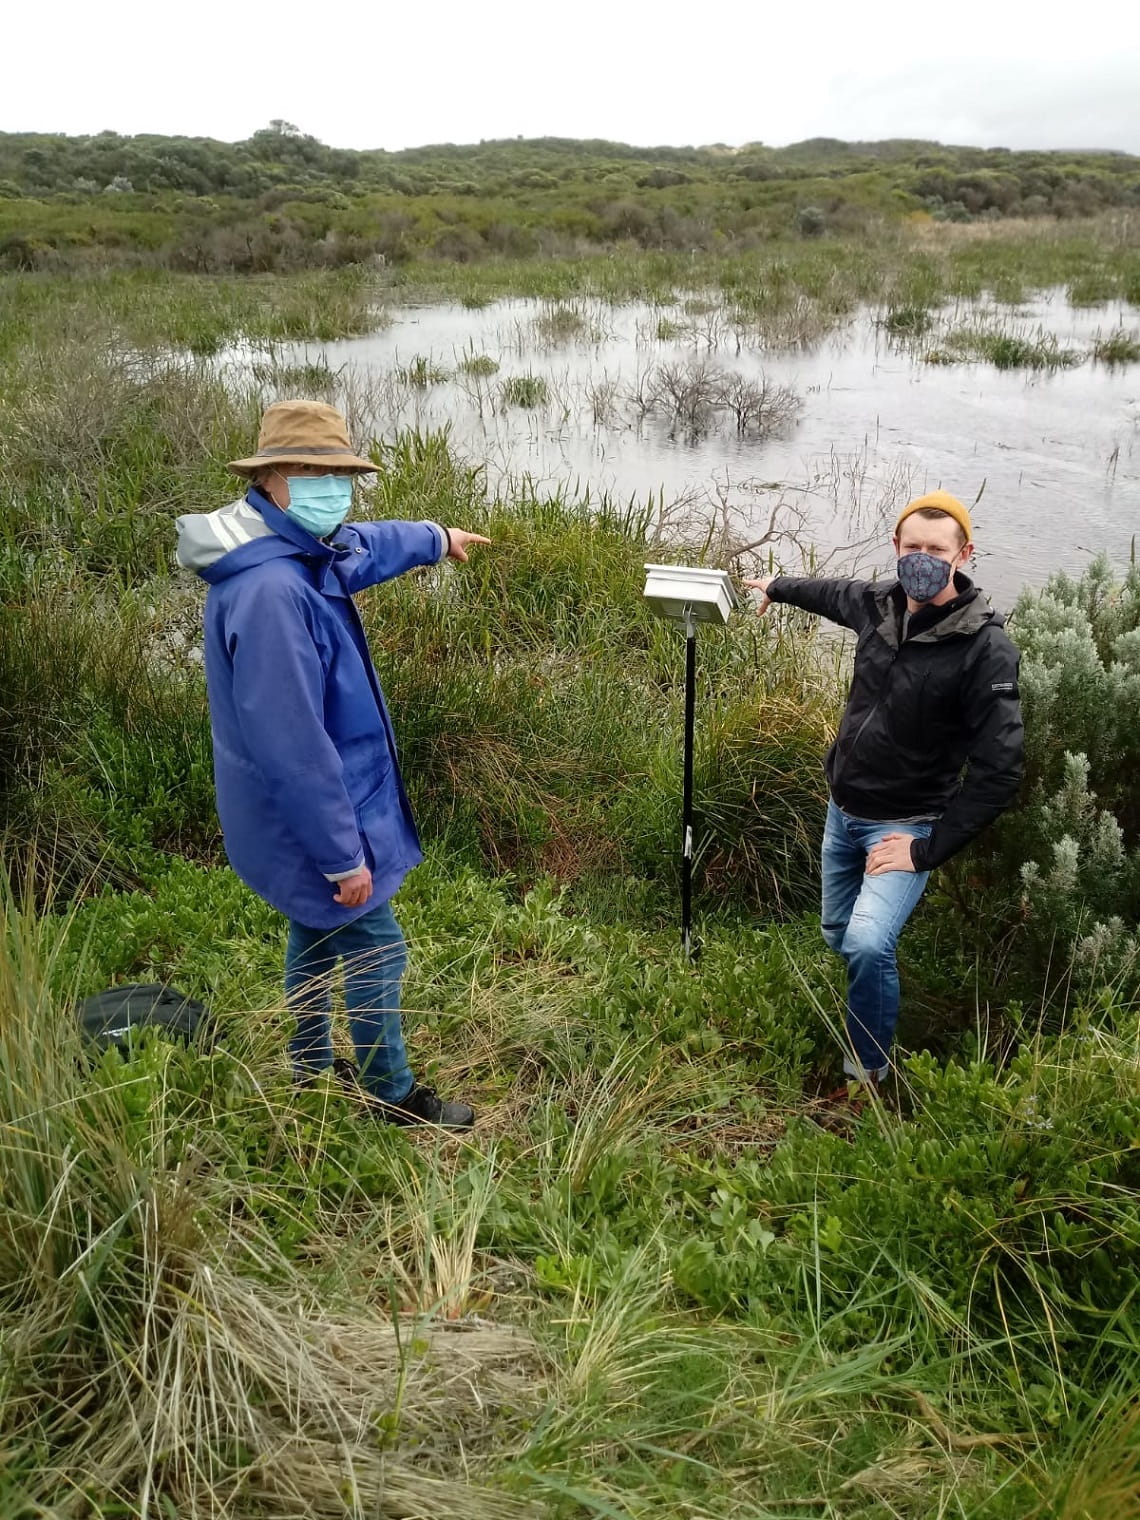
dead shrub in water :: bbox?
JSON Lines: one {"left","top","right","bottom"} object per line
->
{"left": 646, "top": 359, "right": 801, "bottom": 439}
{"left": 586, "top": 374, "right": 621, "bottom": 426}
{"left": 716, "top": 371, "right": 802, "bottom": 435}
{"left": 652, "top": 358, "right": 724, "bottom": 436}
{"left": 622, "top": 359, "right": 659, "bottom": 423}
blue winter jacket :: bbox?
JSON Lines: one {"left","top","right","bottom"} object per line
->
{"left": 176, "top": 487, "right": 446, "bottom": 928}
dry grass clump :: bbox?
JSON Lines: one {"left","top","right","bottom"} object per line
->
{"left": 19, "top": 1260, "right": 544, "bottom": 1518}
{"left": 111, "top": 1269, "right": 544, "bottom": 1519}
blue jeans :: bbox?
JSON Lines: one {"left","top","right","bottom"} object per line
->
{"left": 820, "top": 799, "right": 933, "bottom": 1080}
{"left": 285, "top": 900, "right": 413, "bottom": 1103}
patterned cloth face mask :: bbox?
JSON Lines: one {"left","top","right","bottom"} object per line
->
{"left": 897, "top": 551, "right": 953, "bottom": 603}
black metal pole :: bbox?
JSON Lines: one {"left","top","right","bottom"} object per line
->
{"left": 681, "top": 607, "right": 696, "bottom": 959}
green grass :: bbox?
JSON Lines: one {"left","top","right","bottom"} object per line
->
{"left": 0, "top": 266, "right": 384, "bottom": 357}
{"left": 1092, "top": 328, "right": 1140, "bottom": 364}
{"left": 927, "top": 324, "right": 1083, "bottom": 370}
{"left": 2, "top": 848, "right": 1138, "bottom": 1517}
{"left": 530, "top": 301, "right": 600, "bottom": 345}
{"left": 883, "top": 303, "right": 934, "bottom": 336}
{"left": 1, "top": 419, "right": 835, "bottom": 913}
{"left": 4, "top": 260, "right": 1140, "bottom": 1517}
{"left": 458, "top": 351, "right": 500, "bottom": 377}
{"left": 398, "top": 353, "right": 450, "bottom": 387}
{"left": 499, "top": 373, "right": 550, "bottom": 408}
{"left": 391, "top": 222, "right": 1140, "bottom": 318}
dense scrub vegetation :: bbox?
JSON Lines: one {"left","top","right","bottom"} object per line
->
{"left": 2, "top": 124, "right": 1139, "bottom": 272}
{"left": 2, "top": 267, "right": 1139, "bottom": 1516}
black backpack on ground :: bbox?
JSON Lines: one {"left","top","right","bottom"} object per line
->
{"left": 77, "top": 983, "right": 213, "bottom": 1054}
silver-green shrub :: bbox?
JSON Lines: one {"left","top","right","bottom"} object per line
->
{"left": 1004, "top": 555, "right": 1140, "bottom": 990}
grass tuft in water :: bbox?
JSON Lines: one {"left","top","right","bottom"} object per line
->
{"left": 458, "top": 352, "right": 500, "bottom": 377}
{"left": 929, "top": 325, "right": 1083, "bottom": 370}
{"left": 499, "top": 373, "right": 550, "bottom": 408}
{"left": 1092, "top": 328, "right": 1140, "bottom": 365}
{"left": 398, "top": 353, "right": 450, "bottom": 387}
{"left": 882, "top": 304, "right": 933, "bottom": 336}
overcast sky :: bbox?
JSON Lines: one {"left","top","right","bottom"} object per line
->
{"left": 8, "top": 0, "right": 1139, "bottom": 154}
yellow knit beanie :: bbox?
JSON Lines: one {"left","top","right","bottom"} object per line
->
{"left": 894, "top": 490, "right": 974, "bottom": 545}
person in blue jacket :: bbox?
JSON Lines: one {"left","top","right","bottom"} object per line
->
{"left": 176, "top": 400, "right": 489, "bottom": 1128}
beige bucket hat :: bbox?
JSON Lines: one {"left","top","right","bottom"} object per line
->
{"left": 228, "top": 400, "right": 377, "bottom": 477}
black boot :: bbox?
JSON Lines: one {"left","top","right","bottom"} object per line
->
{"left": 332, "top": 1057, "right": 362, "bottom": 1091}
{"left": 373, "top": 1084, "right": 475, "bottom": 1131}
{"left": 293, "top": 1057, "right": 361, "bottom": 1093}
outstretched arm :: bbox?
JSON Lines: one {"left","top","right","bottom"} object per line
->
{"left": 339, "top": 520, "right": 490, "bottom": 592}
{"left": 744, "top": 574, "right": 873, "bottom": 631}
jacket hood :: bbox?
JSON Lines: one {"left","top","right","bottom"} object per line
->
{"left": 176, "top": 495, "right": 276, "bottom": 574}
{"left": 176, "top": 487, "right": 340, "bottom": 584}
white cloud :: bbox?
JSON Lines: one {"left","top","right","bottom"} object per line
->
{"left": 5, "top": 0, "right": 1139, "bottom": 154}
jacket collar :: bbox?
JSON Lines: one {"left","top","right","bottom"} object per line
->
{"left": 247, "top": 485, "right": 335, "bottom": 559}
{"left": 235, "top": 486, "right": 355, "bottom": 600}
{"left": 874, "top": 572, "right": 996, "bottom": 649}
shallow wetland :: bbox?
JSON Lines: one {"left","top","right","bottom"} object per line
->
{"left": 256, "top": 287, "right": 1140, "bottom": 604}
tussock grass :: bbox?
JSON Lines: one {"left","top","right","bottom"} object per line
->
{"left": 457, "top": 351, "right": 500, "bottom": 377}
{"left": 0, "top": 877, "right": 546, "bottom": 1518}
{"left": 530, "top": 300, "right": 606, "bottom": 347}
{"left": 883, "top": 303, "right": 934, "bottom": 335}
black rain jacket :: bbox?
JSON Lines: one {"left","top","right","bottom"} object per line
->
{"left": 768, "top": 571, "right": 1024, "bottom": 870}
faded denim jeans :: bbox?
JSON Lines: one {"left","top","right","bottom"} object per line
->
{"left": 820, "top": 799, "right": 933, "bottom": 1080}
{"left": 285, "top": 899, "right": 413, "bottom": 1103}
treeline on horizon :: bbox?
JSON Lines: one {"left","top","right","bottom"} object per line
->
{"left": 2, "top": 122, "right": 1139, "bottom": 273}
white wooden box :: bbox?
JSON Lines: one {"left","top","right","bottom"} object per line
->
{"left": 642, "top": 563, "right": 737, "bottom": 626}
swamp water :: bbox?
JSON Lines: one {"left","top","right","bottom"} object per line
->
{"left": 250, "top": 294, "right": 1139, "bottom": 607}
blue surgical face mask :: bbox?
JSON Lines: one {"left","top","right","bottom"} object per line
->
{"left": 897, "top": 550, "right": 954, "bottom": 603}
{"left": 282, "top": 474, "right": 353, "bottom": 538}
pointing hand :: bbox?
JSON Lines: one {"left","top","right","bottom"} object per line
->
{"left": 743, "top": 576, "right": 774, "bottom": 615}
{"left": 445, "top": 529, "right": 492, "bottom": 563}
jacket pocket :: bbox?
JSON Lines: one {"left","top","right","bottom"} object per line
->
{"left": 352, "top": 756, "right": 400, "bottom": 872}
{"left": 344, "top": 738, "right": 394, "bottom": 811}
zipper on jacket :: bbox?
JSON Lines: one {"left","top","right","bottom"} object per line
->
{"left": 833, "top": 647, "right": 899, "bottom": 784}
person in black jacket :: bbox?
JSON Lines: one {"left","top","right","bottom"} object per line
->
{"left": 744, "top": 490, "right": 1023, "bottom": 1099}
